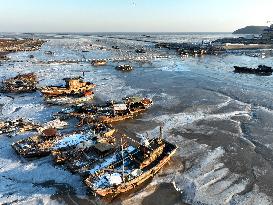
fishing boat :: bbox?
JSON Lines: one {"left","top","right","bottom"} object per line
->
{"left": 12, "top": 128, "right": 60, "bottom": 157}
{"left": 234, "top": 65, "right": 273, "bottom": 75}
{"left": 91, "top": 59, "right": 107, "bottom": 66}
{"left": 123, "top": 96, "right": 153, "bottom": 114}
{"left": 40, "top": 77, "right": 96, "bottom": 97}
{"left": 95, "top": 98, "right": 153, "bottom": 123}
{"left": 53, "top": 101, "right": 130, "bottom": 123}
{"left": 1, "top": 73, "right": 38, "bottom": 93}
{"left": 36, "top": 119, "right": 68, "bottom": 133}
{"left": 135, "top": 48, "right": 146, "bottom": 53}
{"left": 44, "top": 51, "right": 54, "bottom": 55}
{"left": 51, "top": 130, "right": 98, "bottom": 163}
{"left": 84, "top": 128, "right": 177, "bottom": 197}
{"left": 115, "top": 65, "right": 133, "bottom": 71}
{"left": 55, "top": 141, "right": 116, "bottom": 171}
{"left": 53, "top": 102, "right": 112, "bottom": 120}
{"left": 0, "top": 118, "right": 39, "bottom": 135}
{"left": 0, "top": 54, "right": 9, "bottom": 61}
{"left": 77, "top": 122, "right": 116, "bottom": 138}
{"left": 96, "top": 103, "right": 132, "bottom": 123}
{"left": 44, "top": 90, "right": 94, "bottom": 105}
{"left": 112, "top": 46, "right": 120, "bottom": 50}
{"left": 54, "top": 97, "right": 153, "bottom": 123}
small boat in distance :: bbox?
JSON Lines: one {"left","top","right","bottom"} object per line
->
{"left": 112, "top": 46, "right": 120, "bottom": 49}
{"left": 135, "top": 48, "right": 146, "bottom": 53}
{"left": 1, "top": 73, "right": 38, "bottom": 93}
{"left": 44, "top": 51, "right": 54, "bottom": 55}
{"left": 115, "top": 65, "right": 133, "bottom": 71}
{"left": 91, "top": 59, "right": 107, "bottom": 66}
{"left": 234, "top": 65, "right": 273, "bottom": 76}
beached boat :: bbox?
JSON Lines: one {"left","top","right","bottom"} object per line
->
{"left": 96, "top": 103, "right": 132, "bottom": 123}
{"left": 12, "top": 125, "right": 96, "bottom": 158}
{"left": 135, "top": 48, "right": 146, "bottom": 53}
{"left": 53, "top": 141, "right": 116, "bottom": 168}
{"left": 53, "top": 102, "right": 111, "bottom": 120}
{"left": 40, "top": 77, "right": 96, "bottom": 97}
{"left": 178, "top": 48, "right": 207, "bottom": 57}
{"left": 234, "top": 65, "right": 273, "bottom": 75}
{"left": 1, "top": 73, "right": 38, "bottom": 93}
{"left": 96, "top": 99, "right": 155, "bottom": 123}
{"left": 0, "top": 118, "right": 67, "bottom": 136}
{"left": 77, "top": 122, "right": 116, "bottom": 138}
{"left": 90, "top": 97, "right": 152, "bottom": 122}
{"left": 54, "top": 101, "right": 116, "bottom": 119}
{"left": 44, "top": 51, "right": 54, "bottom": 55}
{"left": 51, "top": 131, "right": 98, "bottom": 164}
{"left": 44, "top": 90, "right": 94, "bottom": 105}
{"left": 123, "top": 96, "right": 153, "bottom": 114}
{"left": 91, "top": 59, "right": 107, "bottom": 66}
{"left": 84, "top": 131, "right": 177, "bottom": 197}
{"left": 112, "top": 46, "right": 120, "bottom": 50}
{"left": 115, "top": 65, "right": 133, "bottom": 71}
{"left": 12, "top": 128, "right": 60, "bottom": 157}
{"left": 53, "top": 131, "right": 96, "bottom": 151}
{"left": 54, "top": 97, "right": 153, "bottom": 123}
{"left": 67, "top": 142, "right": 116, "bottom": 173}
{"left": 58, "top": 105, "right": 132, "bottom": 124}
{"left": 0, "top": 118, "right": 39, "bottom": 135}
{"left": 0, "top": 55, "right": 9, "bottom": 61}
{"left": 36, "top": 119, "right": 68, "bottom": 133}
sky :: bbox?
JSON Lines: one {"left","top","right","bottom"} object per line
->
{"left": 0, "top": 0, "right": 273, "bottom": 32}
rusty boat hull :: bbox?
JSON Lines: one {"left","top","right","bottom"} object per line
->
{"left": 91, "top": 60, "right": 107, "bottom": 66}
{"left": 40, "top": 77, "right": 96, "bottom": 97}
{"left": 85, "top": 140, "right": 177, "bottom": 197}
{"left": 40, "top": 86, "right": 95, "bottom": 97}
{"left": 12, "top": 134, "right": 61, "bottom": 158}
{"left": 1, "top": 73, "right": 38, "bottom": 93}
{"left": 44, "top": 94, "right": 94, "bottom": 105}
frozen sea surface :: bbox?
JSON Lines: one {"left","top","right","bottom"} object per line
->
{"left": 1, "top": 33, "right": 273, "bottom": 205}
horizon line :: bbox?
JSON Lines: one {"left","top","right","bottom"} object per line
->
{"left": 0, "top": 31, "right": 234, "bottom": 34}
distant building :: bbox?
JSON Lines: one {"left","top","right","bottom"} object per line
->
{"left": 262, "top": 24, "right": 273, "bottom": 40}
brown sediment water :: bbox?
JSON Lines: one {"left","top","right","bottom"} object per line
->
{"left": 142, "top": 183, "right": 187, "bottom": 205}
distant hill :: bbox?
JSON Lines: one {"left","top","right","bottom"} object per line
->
{"left": 233, "top": 26, "right": 268, "bottom": 34}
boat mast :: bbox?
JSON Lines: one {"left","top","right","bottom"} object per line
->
{"left": 159, "top": 126, "right": 163, "bottom": 139}
{"left": 121, "top": 135, "right": 125, "bottom": 182}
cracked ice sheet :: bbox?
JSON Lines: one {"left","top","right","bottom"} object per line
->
{"left": 0, "top": 92, "right": 58, "bottom": 123}
{"left": 122, "top": 135, "right": 272, "bottom": 205}
{"left": 128, "top": 100, "right": 271, "bottom": 205}
{"left": 140, "top": 96, "right": 252, "bottom": 138}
